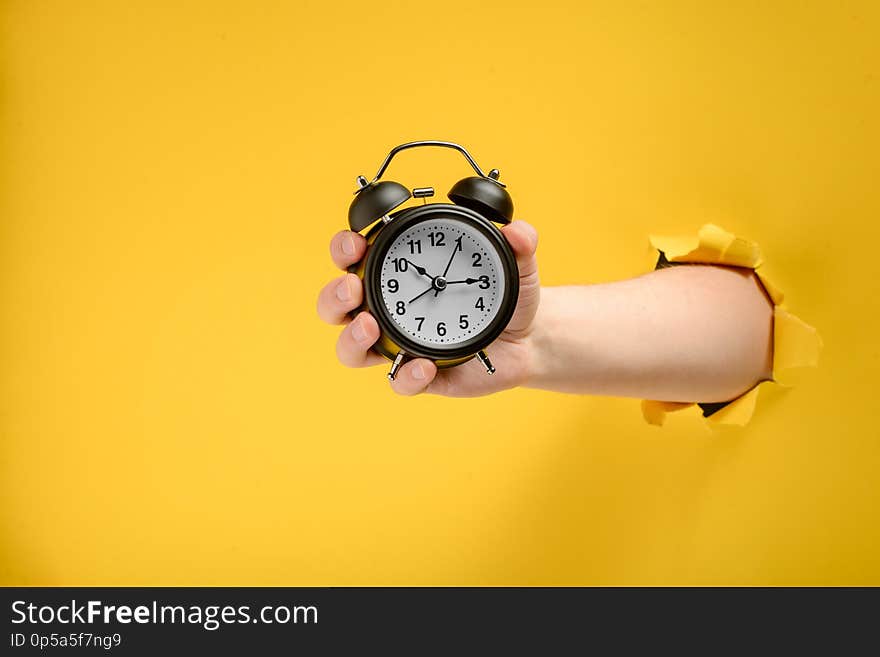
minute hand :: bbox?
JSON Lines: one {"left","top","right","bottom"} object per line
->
{"left": 435, "top": 236, "right": 464, "bottom": 297}
{"left": 441, "top": 236, "right": 463, "bottom": 277}
{"left": 445, "top": 276, "right": 488, "bottom": 285}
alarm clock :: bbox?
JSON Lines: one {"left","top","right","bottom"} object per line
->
{"left": 347, "top": 140, "right": 519, "bottom": 381}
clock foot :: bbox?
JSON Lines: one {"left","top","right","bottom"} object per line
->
{"left": 477, "top": 350, "right": 495, "bottom": 375}
{"left": 387, "top": 352, "right": 406, "bottom": 381}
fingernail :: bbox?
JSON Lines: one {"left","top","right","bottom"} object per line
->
{"left": 351, "top": 317, "right": 368, "bottom": 343}
{"left": 411, "top": 362, "right": 426, "bottom": 380}
{"left": 336, "top": 278, "right": 351, "bottom": 302}
{"left": 342, "top": 234, "right": 356, "bottom": 256}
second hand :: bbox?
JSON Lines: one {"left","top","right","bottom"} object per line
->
{"left": 408, "top": 285, "right": 435, "bottom": 304}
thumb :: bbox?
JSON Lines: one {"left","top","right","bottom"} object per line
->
{"left": 501, "top": 220, "right": 540, "bottom": 335}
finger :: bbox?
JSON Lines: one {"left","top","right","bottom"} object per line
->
{"left": 389, "top": 358, "right": 438, "bottom": 396}
{"left": 330, "top": 230, "right": 367, "bottom": 270}
{"left": 336, "top": 312, "right": 384, "bottom": 368}
{"left": 501, "top": 220, "right": 541, "bottom": 334}
{"left": 317, "top": 273, "right": 363, "bottom": 325}
{"left": 501, "top": 220, "right": 539, "bottom": 277}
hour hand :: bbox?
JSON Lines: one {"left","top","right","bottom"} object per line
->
{"left": 404, "top": 259, "right": 433, "bottom": 280}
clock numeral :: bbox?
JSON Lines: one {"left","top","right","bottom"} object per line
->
{"left": 429, "top": 231, "right": 445, "bottom": 247}
{"left": 459, "top": 314, "right": 469, "bottom": 330}
{"left": 478, "top": 276, "right": 490, "bottom": 289}
{"left": 396, "top": 301, "right": 406, "bottom": 315}
{"left": 387, "top": 279, "right": 399, "bottom": 293}
{"left": 415, "top": 316, "right": 425, "bottom": 331}
{"left": 472, "top": 252, "right": 482, "bottom": 267}
{"left": 436, "top": 322, "right": 447, "bottom": 337}
{"left": 475, "top": 297, "right": 485, "bottom": 311}
{"left": 407, "top": 239, "right": 422, "bottom": 255}
{"left": 392, "top": 258, "right": 408, "bottom": 273}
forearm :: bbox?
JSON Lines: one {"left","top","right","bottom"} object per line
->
{"left": 525, "top": 265, "right": 774, "bottom": 402}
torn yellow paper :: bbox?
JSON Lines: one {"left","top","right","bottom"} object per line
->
{"left": 755, "top": 270, "right": 785, "bottom": 305}
{"left": 649, "top": 223, "right": 763, "bottom": 269}
{"left": 774, "top": 307, "right": 823, "bottom": 375}
{"left": 705, "top": 381, "right": 771, "bottom": 426}
{"left": 641, "top": 400, "right": 694, "bottom": 426}
{"left": 642, "top": 224, "right": 821, "bottom": 428}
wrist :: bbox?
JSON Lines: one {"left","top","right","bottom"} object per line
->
{"left": 522, "top": 287, "right": 558, "bottom": 390}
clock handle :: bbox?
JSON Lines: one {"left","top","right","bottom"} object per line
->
{"left": 368, "top": 141, "right": 505, "bottom": 188}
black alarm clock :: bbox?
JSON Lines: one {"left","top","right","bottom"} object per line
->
{"left": 347, "top": 141, "right": 519, "bottom": 381}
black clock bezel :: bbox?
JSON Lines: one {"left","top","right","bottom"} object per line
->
{"left": 363, "top": 203, "right": 519, "bottom": 361}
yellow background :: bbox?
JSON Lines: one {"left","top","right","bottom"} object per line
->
{"left": 2, "top": 1, "right": 878, "bottom": 585}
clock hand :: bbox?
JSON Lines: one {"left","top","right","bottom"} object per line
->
{"left": 441, "top": 236, "right": 463, "bottom": 278}
{"left": 435, "top": 235, "right": 464, "bottom": 296}
{"left": 445, "top": 276, "right": 489, "bottom": 285}
{"left": 408, "top": 285, "right": 435, "bottom": 304}
{"left": 403, "top": 259, "right": 434, "bottom": 281}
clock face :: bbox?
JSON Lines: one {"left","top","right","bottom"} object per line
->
{"left": 376, "top": 215, "right": 509, "bottom": 351}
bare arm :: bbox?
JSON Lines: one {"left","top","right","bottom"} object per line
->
{"left": 527, "top": 266, "right": 774, "bottom": 402}
{"left": 318, "top": 222, "right": 773, "bottom": 402}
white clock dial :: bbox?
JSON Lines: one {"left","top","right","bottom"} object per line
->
{"left": 379, "top": 217, "right": 506, "bottom": 348}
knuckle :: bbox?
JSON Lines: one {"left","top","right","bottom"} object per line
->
{"left": 329, "top": 232, "right": 343, "bottom": 255}
{"left": 334, "top": 334, "right": 359, "bottom": 367}
{"left": 335, "top": 347, "right": 357, "bottom": 368}
{"left": 391, "top": 381, "right": 414, "bottom": 396}
{"left": 354, "top": 310, "right": 376, "bottom": 333}
{"left": 426, "top": 375, "right": 448, "bottom": 396}
{"left": 316, "top": 300, "right": 335, "bottom": 324}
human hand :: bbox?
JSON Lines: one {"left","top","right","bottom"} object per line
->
{"left": 316, "top": 221, "right": 540, "bottom": 396}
